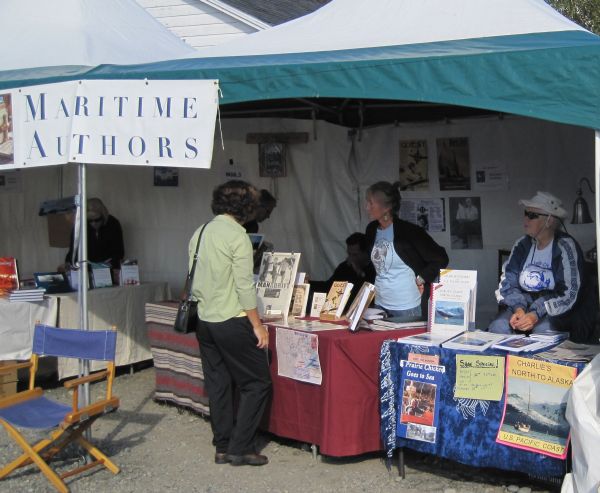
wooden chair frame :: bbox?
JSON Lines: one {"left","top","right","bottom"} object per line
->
{"left": 0, "top": 335, "right": 120, "bottom": 493}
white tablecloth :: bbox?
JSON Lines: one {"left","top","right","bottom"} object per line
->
{"left": 55, "top": 282, "right": 170, "bottom": 378}
{"left": 0, "top": 297, "right": 59, "bottom": 360}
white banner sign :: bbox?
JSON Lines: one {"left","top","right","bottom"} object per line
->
{"left": 0, "top": 79, "right": 219, "bottom": 169}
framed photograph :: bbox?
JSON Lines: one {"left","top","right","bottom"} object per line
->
{"left": 0, "top": 93, "right": 14, "bottom": 165}
{"left": 153, "top": 167, "right": 179, "bottom": 187}
{"left": 259, "top": 142, "right": 287, "bottom": 177}
{"left": 449, "top": 197, "right": 482, "bottom": 249}
{"left": 436, "top": 137, "right": 471, "bottom": 191}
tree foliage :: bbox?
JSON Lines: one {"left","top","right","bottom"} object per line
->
{"left": 546, "top": 0, "right": 600, "bottom": 34}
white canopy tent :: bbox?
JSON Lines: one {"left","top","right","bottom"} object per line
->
{"left": 2, "top": 0, "right": 196, "bottom": 71}
{"left": 1, "top": 0, "right": 599, "bottom": 325}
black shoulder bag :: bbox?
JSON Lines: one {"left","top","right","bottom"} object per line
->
{"left": 174, "top": 222, "right": 209, "bottom": 333}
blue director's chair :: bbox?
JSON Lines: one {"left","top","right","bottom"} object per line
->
{"left": 0, "top": 324, "right": 120, "bottom": 493}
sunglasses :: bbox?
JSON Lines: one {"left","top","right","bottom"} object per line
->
{"left": 88, "top": 217, "right": 103, "bottom": 224}
{"left": 523, "top": 210, "right": 549, "bottom": 220}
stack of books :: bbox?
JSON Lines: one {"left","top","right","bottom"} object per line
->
{"left": 397, "top": 331, "right": 458, "bottom": 347}
{"left": 145, "top": 302, "right": 178, "bottom": 325}
{"left": 370, "top": 317, "right": 427, "bottom": 331}
{"left": 8, "top": 288, "right": 46, "bottom": 302}
{"left": 534, "top": 340, "right": 600, "bottom": 363}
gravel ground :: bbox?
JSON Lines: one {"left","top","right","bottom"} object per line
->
{"left": 0, "top": 368, "right": 558, "bottom": 493}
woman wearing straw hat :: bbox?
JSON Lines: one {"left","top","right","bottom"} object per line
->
{"left": 489, "top": 191, "right": 589, "bottom": 337}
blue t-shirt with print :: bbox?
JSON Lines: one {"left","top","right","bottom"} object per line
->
{"left": 371, "top": 224, "right": 421, "bottom": 310}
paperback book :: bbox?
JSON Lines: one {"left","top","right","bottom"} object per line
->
{"left": 442, "top": 330, "right": 510, "bottom": 352}
{"left": 33, "top": 272, "right": 71, "bottom": 294}
{"left": 344, "top": 282, "right": 375, "bottom": 332}
{"left": 397, "top": 360, "right": 445, "bottom": 443}
{"left": 320, "top": 280, "right": 354, "bottom": 320}
{"left": 256, "top": 252, "right": 301, "bottom": 321}
{"left": 120, "top": 259, "right": 140, "bottom": 286}
{"left": 309, "top": 292, "right": 326, "bottom": 318}
{"left": 492, "top": 335, "right": 558, "bottom": 353}
{"left": 90, "top": 262, "right": 113, "bottom": 288}
{"left": 429, "top": 269, "right": 477, "bottom": 337}
{"left": 289, "top": 283, "right": 310, "bottom": 318}
{"left": 496, "top": 355, "right": 577, "bottom": 459}
{"left": 0, "top": 256, "right": 19, "bottom": 295}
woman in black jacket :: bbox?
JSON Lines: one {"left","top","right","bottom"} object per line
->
{"left": 365, "top": 182, "right": 448, "bottom": 320}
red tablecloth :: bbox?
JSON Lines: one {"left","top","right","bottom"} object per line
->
{"left": 266, "top": 326, "right": 425, "bottom": 457}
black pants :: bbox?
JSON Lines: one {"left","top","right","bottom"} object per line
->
{"left": 196, "top": 316, "right": 271, "bottom": 455}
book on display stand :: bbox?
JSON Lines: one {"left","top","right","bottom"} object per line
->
{"left": 344, "top": 282, "right": 375, "bottom": 332}
{"left": 0, "top": 256, "right": 19, "bottom": 296}
{"left": 256, "top": 252, "right": 301, "bottom": 321}
{"left": 120, "top": 259, "right": 140, "bottom": 286}
{"left": 320, "top": 280, "right": 353, "bottom": 321}
{"left": 289, "top": 283, "right": 310, "bottom": 318}
{"left": 309, "top": 292, "right": 326, "bottom": 317}
{"left": 428, "top": 269, "right": 477, "bottom": 338}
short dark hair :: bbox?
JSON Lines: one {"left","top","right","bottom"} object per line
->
{"left": 259, "top": 189, "right": 277, "bottom": 208}
{"left": 367, "top": 181, "right": 402, "bottom": 216}
{"left": 211, "top": 180, "right": 258, "bottom": 224}
{"left": 345, "top": 232, "right": 369, "bottom": 252}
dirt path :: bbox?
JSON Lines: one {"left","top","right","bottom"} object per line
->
{"left": 0, "top": 368, "right": 555, "bottom": 492}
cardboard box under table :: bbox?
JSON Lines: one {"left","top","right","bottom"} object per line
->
{"left": 0, "top": 361, "right": 18, "bottom": 398}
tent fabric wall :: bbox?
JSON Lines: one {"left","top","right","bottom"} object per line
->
{"left": 1, "top": 116, "right": 594, "bottom": 325}
{"left": 2, "top": 1, "right": 600, "bottom": 131}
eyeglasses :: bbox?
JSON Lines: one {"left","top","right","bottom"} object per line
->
{"left": 523, "top": 210, "right": 549, "bottom": 220}
{"left": 88, "top": 217, "right": 103, "bottom": 224}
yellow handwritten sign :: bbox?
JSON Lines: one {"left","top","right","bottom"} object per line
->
{"left": 454, "top": 355, "right": 505, "bottom": 401}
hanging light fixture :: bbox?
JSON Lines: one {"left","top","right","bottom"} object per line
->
{"left": 571, "top": 177, "right": 595, "bottom": 224}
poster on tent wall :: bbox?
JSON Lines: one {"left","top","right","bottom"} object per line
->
{"left": 437, "top": 137, "right": 470, "bottom": 191}
{"left": 0, "top": 79, "right": 219, "bottom": 170}
{"left": 398, "top": 139, "right": 428, "bottom": 191}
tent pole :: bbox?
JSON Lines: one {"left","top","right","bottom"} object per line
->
{"left": 77, "top": 163, "right": 90, "bottom": 412}
{"left": 594, "top": 130, "right": 600, "bottom": 306}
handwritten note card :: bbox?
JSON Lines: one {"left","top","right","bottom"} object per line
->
{"left": 454, "top": 355, "right": 504, "bottom": 401}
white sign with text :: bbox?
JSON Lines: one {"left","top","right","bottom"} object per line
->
{"left": 2, "top": 79, "right": 219, "bottom": 169}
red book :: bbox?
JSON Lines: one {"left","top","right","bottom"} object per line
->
{"left": 0, "top": 257, "right": 19, "bottom": 295}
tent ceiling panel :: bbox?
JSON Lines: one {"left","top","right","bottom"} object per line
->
{"left": 1, "top": 0, "right": 195, "bottom": 72}
{"left": 1, "top": 1, "right": 599, "bottom": 130}
{"left": 195, "top": 0, "right": 586, "bottom": 57}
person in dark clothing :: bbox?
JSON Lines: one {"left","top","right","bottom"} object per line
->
{"left": 65, "top": 198, "right": 124, "bottom": 270}
{"left": 243, "top": 189, "right": 277, "bottom": 233}
{"left": 318, "top": 233, "right": 376, "bottom": 306}
{"left": 365, "top": 181, "right": 448, "bottom": 320}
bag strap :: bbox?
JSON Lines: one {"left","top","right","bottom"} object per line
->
{"left": 182, "top": 221, "right": 210, "bottom": 301}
